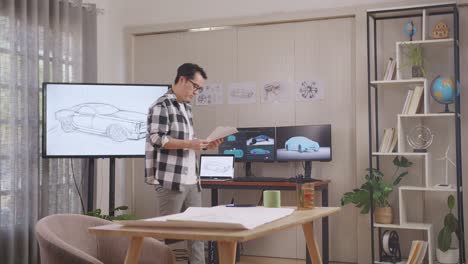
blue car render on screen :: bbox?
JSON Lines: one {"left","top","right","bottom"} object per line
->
{"left": 218, "top": 127, "right": 275, "bottom": 162}
{"left": 285, "top": 136, "right": 320, "bottom": 153}
{"left": 276, "top": 125, "right": 332, "bottom": 161}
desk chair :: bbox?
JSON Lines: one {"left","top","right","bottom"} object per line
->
{"left": 35, "top": 214, "right": 176, "bottom": 264}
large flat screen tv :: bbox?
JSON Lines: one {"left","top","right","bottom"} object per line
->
{"left": 42, "top": 83, "right": 169, "bottom": 158}
{"left": 218, "top": 127, "right": 275, "bottom": 162}
{"left": 276, "top": 124, "right": 332, "bottom": 161}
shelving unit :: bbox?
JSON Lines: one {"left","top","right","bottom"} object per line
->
{"left": 367, "top": 3, "right": 464, "bottom": 264}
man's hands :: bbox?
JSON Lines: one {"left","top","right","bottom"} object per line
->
{"left": 188, "top": 138, "right": 224, "bottom": 150}
{"left": 189, "top": 139, "right": 210, "bottom": 150}
{"left": 206, "top": 138, "right": 223, "bottom": 150}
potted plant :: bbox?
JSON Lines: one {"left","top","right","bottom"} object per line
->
{"left": 87, "top": 205, "right": 136, "bottom": 220}
{"left": 400, "top": 43, "right": 426, "bottom": 78}
{"left": 341, "top": 156, "right": 412, "bottom": 224}
{"left": 436, "top": 195, "right": 462, "bottom": 264}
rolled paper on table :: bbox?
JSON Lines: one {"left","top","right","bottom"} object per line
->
{"left": 263, "top": 190, "right": 281, "bottom": 208}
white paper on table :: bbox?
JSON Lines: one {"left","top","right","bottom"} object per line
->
{"left": 115, "top": 207, "right": 295, "bottom": 230}
{"left": 206, "top": 126, "right": 238, "bottom": 142}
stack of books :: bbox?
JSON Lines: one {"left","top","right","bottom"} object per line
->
{"left": 401, "top": 86, "right": 424, "bottom": 114}
{"left": 379, "top": 128, "right": 398, "bottom": 153}
{"left": 407, "top": 240, "right": 428, "bottom": 264}
{"left": 383, "top": 58, "right": 397, "bottom": 80}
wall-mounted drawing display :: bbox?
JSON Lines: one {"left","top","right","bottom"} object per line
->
{"left": 261, "top": 81, "right": 290, "bottom": 103}
{"left": 276, "top": 124, "right": 332, "bottom": 161}
{"left": 43, "top": 83, "right": 169, "bottom": 157}
{"left": 227, "top": 82, "right": 256, "bottom": 104}
{"left": 195, "top": 83, "right": 224, "bottom": 106}
{"left": 295, "top": 80, "right": 325, "bottom": 101}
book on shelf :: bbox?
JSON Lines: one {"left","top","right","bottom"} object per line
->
{"left": 407, "top": 240, "right": 428, "bottom": 264}
{"left": 383, "top": 58, "right": 395, "bottom": 80}
{"left": 387, "top": 59, "right": 396, "bottom": 80}
{"left": 379, "top": 128, "right": 397, "bottom": 153}
{"left": 401, "top": 89, "right": 414, "bottom": 114}
{"left": 406, "top": 86, "right": 424, "bottom": 115}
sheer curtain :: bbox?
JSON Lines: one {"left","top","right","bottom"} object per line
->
{"left": 0, "top": 0, "right": 97, "bottom": 263}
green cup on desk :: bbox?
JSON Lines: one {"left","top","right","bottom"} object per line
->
{"left": 263, "top": 190, "right": 281, "bottom": 208}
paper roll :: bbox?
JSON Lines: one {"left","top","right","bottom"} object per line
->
{"left": 263, "top": 190, "right": 281, "bottom": 208}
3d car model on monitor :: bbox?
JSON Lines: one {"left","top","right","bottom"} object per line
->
{"left": 55, "top": 103, "right": 147, "bottom": 142}
{"left": 285, "top": 136, "right": 320, "bottom": 153}
{"left": 249, "top": 148, "right": 270, "bottom": 155}
{"left": 223, "top": 148, "right": 244, "bottom": 158}
{"left": 249, "top": 135, "right": 271, "bottom": 145}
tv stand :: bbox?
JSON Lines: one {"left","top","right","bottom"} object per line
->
{"left": 304, "top": 161, "right": 312, "bottom": 179}
{"left": 245, "top": 162, "right": 253, "bottom": 177}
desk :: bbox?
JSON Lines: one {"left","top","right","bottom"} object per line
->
{"left": 88, "top": 207, "right": 340, "bottom": 264}
{"left": 201, "top": 180, "right": 330, "bottom": 264}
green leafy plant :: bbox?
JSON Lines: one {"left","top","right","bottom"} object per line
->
{"left": 341, "top": 156, "right": 413, "bottom": 214}
{"left": 437, "top": 195, "right": 462, "bottom": 252}
{"left": 400, "top": 43, "right": 426, "bottom": 77}
{"left": 87, "top": 205, "right": 136, "bottom": 221}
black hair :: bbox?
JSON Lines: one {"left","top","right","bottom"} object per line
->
{"left": 174, "top": 63, "right": 207, "bottom": 84}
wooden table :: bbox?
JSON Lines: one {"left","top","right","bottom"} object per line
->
{"left": 88, "top": 207, "right": 340, "bottom": 264}
{"left": 201, "top": 179, "right": 331, "bottom": 264}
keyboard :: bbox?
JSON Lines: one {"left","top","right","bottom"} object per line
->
{"left": 233, "top": 177, "right": 320, "bottom": 182}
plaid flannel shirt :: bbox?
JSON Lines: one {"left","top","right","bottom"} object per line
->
{"left": 145, "top": 90, "right": 198, "bottom": 191}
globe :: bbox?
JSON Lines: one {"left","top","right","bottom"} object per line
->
{"left": 430, "top": 76, "right": 456, "bottom": 111}
{"left": 404, "top": 22, "right": 417, "bottom": 38}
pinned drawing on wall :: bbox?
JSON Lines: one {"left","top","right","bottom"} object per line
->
{"left": 261, "top": 81, "right": 290, "bottom": 103}
{"left": 295, "top": 80, "right": 324, "bottom": 101}
{"left": 196, "top": 83, "right": 224, "bottom": 106}
{"left": 227, "top": 82, "right": 256, "bottom": 104}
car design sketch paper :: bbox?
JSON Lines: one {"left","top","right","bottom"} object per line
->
{"left": 261, "top": 81, "right": 290, "bottom": 103}
{"left": 206, "top": 126, "right": 238, "bottom": 142}
{"left": 196, "top": 83, "right": 224, "bottom": 106}
{"left": 115, "top": 207, "right": 295, "bottom": 230}
{"left": 295, "top": 80, "right": 325, "bottom": 101}
{"left": 227, "top": 82, "right": 256, "bottom": 104}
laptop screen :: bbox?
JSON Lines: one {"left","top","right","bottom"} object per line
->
{"left": 199, "top": 154, "right": 235, "bottom": 179}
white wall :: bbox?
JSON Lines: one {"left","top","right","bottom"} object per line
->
{"left": 86, "top": 0, "right": 468, "bottom": 263}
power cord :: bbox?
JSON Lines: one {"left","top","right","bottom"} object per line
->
{"left": 70, "top": 159, "right": 86, "bottom": 214}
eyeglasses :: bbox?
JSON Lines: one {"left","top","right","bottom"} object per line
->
{"left": 188, "top": 79, "right": 203, "bottom": 93}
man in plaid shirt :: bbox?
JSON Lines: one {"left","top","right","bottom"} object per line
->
{"left": 145, "top": 63, "right": 222, "bottom": 264}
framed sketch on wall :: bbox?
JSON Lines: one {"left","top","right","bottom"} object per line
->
{"left": 295, "top": 80, "right": 325, "bottom": 101}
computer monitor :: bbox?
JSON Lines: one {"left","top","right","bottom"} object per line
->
{"left": 218, "top": 127, "right": 275, "bottom": 162}
{"left": 275, "top": 124, "right": 332, "bottom": 161}
{"left": 199, "top": 154, "right": 235, "bottom": 180}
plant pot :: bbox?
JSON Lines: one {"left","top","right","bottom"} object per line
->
{"left": 436, "top": 248, "right": 459, "bottom": 264}
{"left": 375, "top": 206, "right": 393, "bottom": 224}
{"left": 412, "top": 65, "right": 424, "bottom": 78}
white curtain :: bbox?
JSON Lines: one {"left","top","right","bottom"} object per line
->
{"left": 0, "top": 0, "right": 97, "bottom": 263}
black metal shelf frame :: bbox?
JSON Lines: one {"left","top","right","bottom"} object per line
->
{"left": 366, "top": 3, "right": 465, "bottom": 263}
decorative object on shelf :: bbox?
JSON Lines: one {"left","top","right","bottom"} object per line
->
{"left": 432, "top": 21, "right": 449, "bottom": 39}
{"left": 430, "top": 75, "right": 457, "bottom": 112}
{"left": 406, "top": 125, "right": 434, "bottom": 152}
{"left": 380, "top": 230, "right": 402, "bottom": 263}
{"left": 437, "top": 195, "right": 461, "bottom": 264}
{"left": 435, "top": 145, "right": 456, "bottom": 188}
{"left": 341, "top": 156, "right": 412, "bottom": 224}
{"left": 404, "top": 21, "right": 417, "bottom": 41}
{"left": 400, "top": 43, "right": 425, "bottom": 78}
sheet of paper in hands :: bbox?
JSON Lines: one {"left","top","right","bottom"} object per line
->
{"left": 206, "top": 126, "right": 238, "bottom": 142}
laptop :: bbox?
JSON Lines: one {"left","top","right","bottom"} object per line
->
{"left": 199, "top": 154, "right": 235, "bottom": 181}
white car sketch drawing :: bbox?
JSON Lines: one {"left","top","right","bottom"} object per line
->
{"left": 202, "top": 161, "right": 231, "bottom": 173}
{"left": 54, "top": 103, "right": 147, "bottom": 142}
{"left": 230, "top": 88, "right": 254, "bottom": 98}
